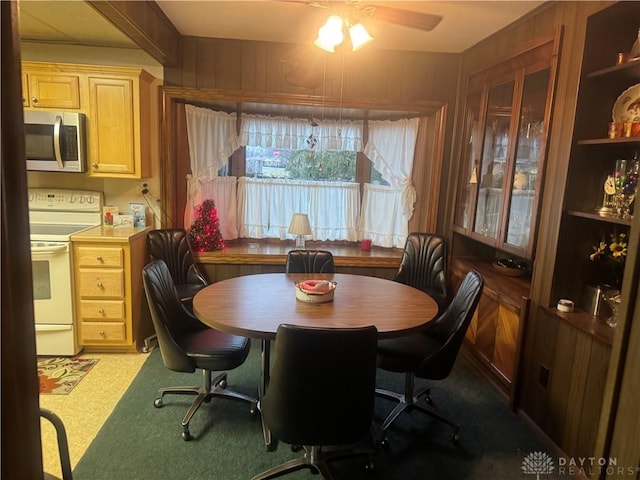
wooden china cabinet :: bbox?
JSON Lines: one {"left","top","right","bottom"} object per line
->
{"left": 450, "top": 30, "right": 562, "bottom": 403}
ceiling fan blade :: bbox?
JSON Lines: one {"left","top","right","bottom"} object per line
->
{"left": 361, "top": 4, "right": 442, "bottom": 32}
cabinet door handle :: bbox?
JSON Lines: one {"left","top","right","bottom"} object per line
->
{"left": 99, "top": 330, "right": 106, "bottom": 337}
{"left": 96, "top": 256, "right": 103, "bottom": 262}
{"left": 96, "top": 281, "right": 104, "bottom": 288}
{"left": 31, "top": 97, "right": 38, "bottom": 103}
{"left": 92, "top": 163, "right": 99, "bottom": 169}
{"left": 98, "top": 309, "right": 105, "bottom": 315}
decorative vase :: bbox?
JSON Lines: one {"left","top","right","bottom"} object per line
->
{"left": 602, "top": 291, "right": 622, "bottom": 328}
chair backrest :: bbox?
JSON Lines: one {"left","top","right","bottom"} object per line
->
{"left": 146, "top": 228, "right": 206, "bottom": 288}
{"left": 394, "top": 232, "right": 447, "bottom": 305}
{"left": 285, "top": 249, "right": 335, "bottom": 274}
{"left": 142, "top": 259, "right": 205, "bottom": 373}
{"left": 262, "top": 324, "right": 378, "bottom": 446}
{"left": 415, "top": 270, "right": 483, "bottom": 381}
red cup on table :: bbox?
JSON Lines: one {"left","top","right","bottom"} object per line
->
{"left": 361, "top": 239, "right": 372, "bottom": 251}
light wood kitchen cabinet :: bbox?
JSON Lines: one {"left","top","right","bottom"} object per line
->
{"left": 71, "top": 226, "right": 152, "bottom": 352}
{"left": 87, "top": 70, "right": 157, "bottom": 178}
{"left": 21, "top": 61, "right": 159, "bottom": 179}
{"left": 22, "top": 69, "right": 81, "bottom": 109}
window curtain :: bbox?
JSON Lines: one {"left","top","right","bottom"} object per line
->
{"left": 184, "top": 176, "right": 238, "bottom": 239}
{"left": 240, "top": 114, "right": 363, "bottom": 152}
{"left": 237, "top": 177, "right": 360, "bottom": 241}
{"left": 184, "top": 104, "right": 240, "bottom": 239}
{"left": 363, "top": 117, "right": 419, "bottom": 220}
{"left": 360, "top": 184, "right": 407, "bottom": 248}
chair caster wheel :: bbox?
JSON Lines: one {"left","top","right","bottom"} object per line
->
{"left": 452, "top": 429, "right": 460, "bottom": 444}
{"left": 154, "top": 398, "right": 164, "bottom": 408}
{"left": 217, "top": 379, "right": 227, "bottom": 389}
{"left": 425, "top": 396, "right": 433, "bottom": 405}
{"left": 380, "top": 437, "right": 390, "bottom": 449}
{"left": 250, "top": 404, "right": 258, "bottom": 415}
{"left": 182, "top": 430, "right": 193, "bottom": 441}
{"left": 365, "top": 460, "right": 375, "bottom": 471}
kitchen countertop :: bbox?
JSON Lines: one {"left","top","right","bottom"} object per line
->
{"left": 71, "top": 225, "right": 152, "bottom": 242}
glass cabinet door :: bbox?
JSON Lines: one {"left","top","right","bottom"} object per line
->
{"left": 505, "top": 68, "right": 550, "bottom": 250}
{"left": 473, "top": 81, "right": 515, "bottom": 240}
{"left": 453, "top": 90, "right": 482, "bottom": 230}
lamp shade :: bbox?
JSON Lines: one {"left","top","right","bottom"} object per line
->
{"left": 288, "top": 213, "right": 312, "bottom": 236}
{"left": 349, "top": 23, "right": 373, "bottom": 51}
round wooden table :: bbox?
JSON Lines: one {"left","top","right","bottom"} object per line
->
{"left": 193, "top": 272, "right": 438, "bottom": 339}
{"left": 192, "top": 272, "right": 439, "bottom": 449}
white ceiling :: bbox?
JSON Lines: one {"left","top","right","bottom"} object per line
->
{"left": 19, "top": 0, "right": 546, "bottom": 54}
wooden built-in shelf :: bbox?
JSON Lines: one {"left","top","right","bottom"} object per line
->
{"left": 577, "top": 137, "right": 640, "bottom": 146}
{"left": 567, "top": 210, "right": 632, "bottom": 226}
{"left": 586, "top": 57, "right": 640, "bottom": 80}
{"left": 450, "top": 257, "right": 530, "bottom": 309}
{"left": 194, "top": 240, "right": 403, "bottom": 268}
{"left": 541, "top": 305, "right": 615, "bottom": 346}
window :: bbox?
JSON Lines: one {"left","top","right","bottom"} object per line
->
{"left": 184, "top": 105, "right": 420, "bottom": 248}
{"left": 245, "top": 146, "right": 357, "bottom": 182}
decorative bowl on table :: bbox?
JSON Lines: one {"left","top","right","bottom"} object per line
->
{"left": 492, "top": 258, "right": 528, "bottom": 277}
{"left": 294, "top": 280, "right": 337, "bottom": 303}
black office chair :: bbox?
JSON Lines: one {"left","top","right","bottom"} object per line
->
{"left": 375, "top": 270, "right": 483, "bottom": 443}
{"left": 285, "top": 250, "right": 335, "bottom": 274}
{"left": 41, "top": 408, "right": 73, "bottom": 480}
{"left": 251, "top": 324, "right": 378, "bottom": 480}
{"left": 394, "top": 232, "right": 448, "bottom": 311}
{"left": 142, "top": 259, "right": 257, "bottom": 441}
{"left": 143, "top": 228, "right": 209, "bottom": 352}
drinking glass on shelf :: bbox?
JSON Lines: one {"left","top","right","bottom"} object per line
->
{"left": 614, "top": 159, "right": 638, "bottom": 220}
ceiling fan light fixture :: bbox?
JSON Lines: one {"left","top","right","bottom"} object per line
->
{"left": 314, "top": 15, "right": 344, "bottom": 52}
{"left": 348, "top": 23, "right": 373, "bottom": 51}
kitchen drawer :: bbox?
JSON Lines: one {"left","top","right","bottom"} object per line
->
{"left": 75, "top": 246, "right": 124, "bottom": 268}
{"left": 80, "top": 322, "right": 126, "bottom": 342}
{"left": 78, "top": 269, "right": 124, "bottom": 297}
{"left": 79, "top": 300, "right": 125, "bottom": 320}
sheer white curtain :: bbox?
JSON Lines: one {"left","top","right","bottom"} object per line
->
{"left": 185, "top": 177, "right": 238, "bottom": 239}
{"left": 360, "top": 184, "right": 406, "bottom": 247}
{"left": 238, "top": 114, "right": 363, "bottom": 241}
{"left": 237, "top": 177, "right": 360, "bottom": 241}
{"left": 361, "top": 118, "right": 419, "bottom": 247}
{"left": 184, "top": 105, "right": 240, "bottom": 237}
{"left": 240, "top": 114, "right": 363, "bottom": 152}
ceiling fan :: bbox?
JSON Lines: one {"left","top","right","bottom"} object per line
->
{"left": 281, "top": 0, "right": 443, "bottom": 33}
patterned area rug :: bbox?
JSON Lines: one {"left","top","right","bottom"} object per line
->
{"left": 38, "top": 357, "right": 99, "bottom": 394}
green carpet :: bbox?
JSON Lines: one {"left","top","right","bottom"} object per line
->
{"left": 73, "top": 342, "right": 563, "bottom": 479}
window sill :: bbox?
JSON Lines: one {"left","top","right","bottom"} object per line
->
{"left": 194, "top": 240, "right": 402, "bottom": 268}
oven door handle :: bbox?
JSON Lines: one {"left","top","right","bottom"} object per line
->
{"left": 31, "top": 244, "right": 68, "bottom": 255}
{"left": 35, "top": 324, "right": 73, "bottom": 332}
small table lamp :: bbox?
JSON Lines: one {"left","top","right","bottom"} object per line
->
{"left": 288, "top": 213, "right": 312, "bottom": 249}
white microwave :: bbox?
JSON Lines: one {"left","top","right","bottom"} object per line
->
{"left": 24, "top": 110, "right": 86, "bottom": 173}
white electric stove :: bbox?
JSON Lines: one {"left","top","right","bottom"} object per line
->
{"left": 29, "top": 188, "right": 103, "bottom": 356}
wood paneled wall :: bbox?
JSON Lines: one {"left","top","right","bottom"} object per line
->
{"left": 161, "top": 37, "right": 460, "bottom": 233}
{"left": 173, "top": 37, "right": 459, "bottom": 102}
